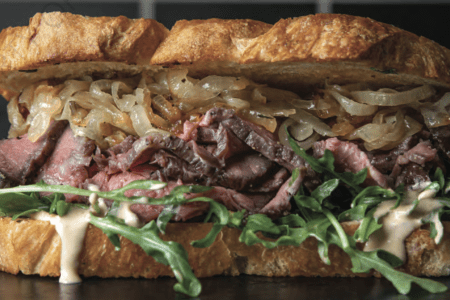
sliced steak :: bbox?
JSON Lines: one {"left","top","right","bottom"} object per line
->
{"left": 36, "top": 126, "right": 96, "bottom": 201}
{"left": 216, "top": 153, "right": 276, "bottom": 191}
{"left": 150, "top": 149, "right": 204, "bottom": 184}
{"left": 200, "top": 108, "right": 306, "bottom": 172}
{"left": 246, "top": 167, "right": 290, "bottom": 193}
{"left": 0, "top": 121, "right": 67, "bottom": 184}
{"left": 196, "top": 124, "right": 251, "bottom": 160}
{"left": 313, "top": 137, "right": 388, "bottom": 188}
{"left": 430, "top": 125, "right": 450, "bottom": 160}
{"left": 394, "top": 163, "right": 431, "bottom": 190}
{"left": 259, "top": 170, "right": 305, "bottom": 218}
{"left": 106, "top": 133, "right": 223, "bottom": 176}
{"left": 367, "top": 131, "right": 432, "bottom": 174}
{"left": 390, "top": 141, "right": 439, "bottom": 189}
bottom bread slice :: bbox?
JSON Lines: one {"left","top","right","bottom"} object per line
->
{"left": 0, "top": 217, "right": 449, "bottom": 279}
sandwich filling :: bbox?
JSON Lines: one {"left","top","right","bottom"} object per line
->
{"left": 0, "top": 69, "right": 450, "bottom": 295}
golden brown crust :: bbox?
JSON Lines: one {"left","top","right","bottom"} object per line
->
{"left": 1, "top": 217, "right": 449, "bottom": 280}
{"left": 2, "top": 13, "right": 450, "bottom": 99}
{"left": 0, "top": 12, "right": 168, "bottom": 72}
{"left": 151, "top": 14, "right": 450, "bottom": 90}
{"left": 150, "top": 18, "right": 272, "bottom": 65}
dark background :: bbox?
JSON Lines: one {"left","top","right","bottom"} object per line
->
{"left": 0, "top": 1, "right": 449, "bottom": 139}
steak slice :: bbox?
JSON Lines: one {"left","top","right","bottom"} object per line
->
{"left": 313, "top": 137, "right": 388, "bottom": 188}
{"left": 200, "top": 108, "right": 306, "bottom": 172}
{"left": 106, "top": 133, "right": 223, "bottom": 176}
{"left": 430, "top": 125, "right": 450, "bottom": 160}
{"left": 215, "top": 153, "right": 277, "bottom": 191}
{"left": 36, "top": 126, "right": 96, "bottom": 201}
{"left": 0, "top": 121, "right": 67, "bottom": 184}
{"left": 390, "top": 141, "right": 439, "bottom": 189}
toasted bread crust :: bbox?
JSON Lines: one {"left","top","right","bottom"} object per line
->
{"left": 2, "top": 13, "right": 450, "bottom": 99}
{"left": 0, "top": 12, "right": 168, "bottom": 72}
{"left": 149, "top": 18, "right": 272, "bottom": 65}
{"left": 151, "top": 14, "right": 450, "bottom": 90}
{"left": 0, "top": 217, "right": 449, "bottom": 279}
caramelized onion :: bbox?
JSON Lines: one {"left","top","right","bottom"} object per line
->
{"left": 129, "top": 104, "right": 155, "bottom": 137}
{"left": 254, "top": 87, "right": 301, "bottom": 103}
{"left": 329, "top": 90, "right": 378, "bottom": 116}
{"left": 351, "top": 85, "right": 435, "bottom": 106}
{"left": 27, "top": 85, "right": 64, "bottom": 142}
{"left": 197, "top": 75, "right": 249, "bottom": 93}
{"left": 152, "top": 95, "right": 182, "bottom": 122}
{"left": 348, "top": 110, "right": 422, "bottom": 151}
{"left": 239, "top": 109, "right": 277, "bottom": 132}
{"left": 111, "top": 81, "right": 135, "bottom": 112}
{"left": 59, "top": 80, "right": 90, "bottom": 101}
{"left": 420, "top": 92, "right": 450, "bottom": 128}
{"left": 278, "top": 118, "right": 318, "bottom": 150}
{"left": 7, "top": 96, "right": 29, "bottom": 138}
{"left": 289, "top": 109, "right": 335, "bottom": 137}
{"left": 221, "top": 95, "right": 251, "bottom": 110}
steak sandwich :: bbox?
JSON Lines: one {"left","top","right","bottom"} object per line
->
{"left": 0, "top": 12, "right": 450, "bottom": 297}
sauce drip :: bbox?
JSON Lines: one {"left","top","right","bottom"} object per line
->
{"left": 31, "top": 208, "right": 91, "bottom": 284}
{"left": 364, "top": 189, "right": 443, "bottom": 262}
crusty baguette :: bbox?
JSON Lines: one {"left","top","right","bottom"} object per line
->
{"left": 0, "top": 217, "right": 449, "bottom": 279}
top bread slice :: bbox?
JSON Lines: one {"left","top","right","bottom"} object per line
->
{"left": 1, "top": 12, "right": 450, "bottom": 99}
{"left": 0, "top": 12, "right": 169, "bottom": 99}
{"left": 151, "top": 14, "right": 450, "bottom": 94}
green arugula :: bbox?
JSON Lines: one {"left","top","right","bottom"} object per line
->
{"left": 0, "top": 180, "right": 167, "bottom": 202}
{"left": 0, "top": 191, "right": 85, "bottom": 220}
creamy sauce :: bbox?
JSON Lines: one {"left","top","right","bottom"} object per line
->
{"left": 31, "top": 208, "right": 91, "bottom": 284}
{"left": 364, "top": 189, "right": 443, "bottom": 262}
{"left": 117, "top": 202, "right": 143, "bottom": 228}
{"left": 88, "top": 185, "right": 108, "bottom": 216}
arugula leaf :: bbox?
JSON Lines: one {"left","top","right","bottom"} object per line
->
{"left": 90, "top": 214, "right": 202, "bottom": 297}
{"left": 349, "top": 249, "right": 446, "bottom": 294}
{"left": 352, "top": 207, "right": 382, "bottom": 243}
{"left": 190, "top": 198, "right": 229, "bottom": 248}
{"left": 238, "top": 213, "right": 334, "bottom": 264}
{"left": 0, "top": 180, "right": 167, "bottom": 203}
{"left": 156, "top": 205, "right": 178, "bottom": 234}
{"left": 277, "top": 214, "right": 306, "bottom": 228}
{"left": 293, "top": 179, "right": 340, "bottom": 213}
{"left": 311, "top": 179, "right": 340, "bottom": 205}
{"left": 351, "top": 186, "right": 397, "bottom": 208}
{"left": 0, "top": 192, "right": 50, "bottom": 219}
{"left": 433, "top": 168, "right": 445, "bottom": 191}
{"left": 286, "top": 129, "right": 365, "bottom": 195}
{"left": 227, "top": 210, "right": 245, "bottom": 228}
